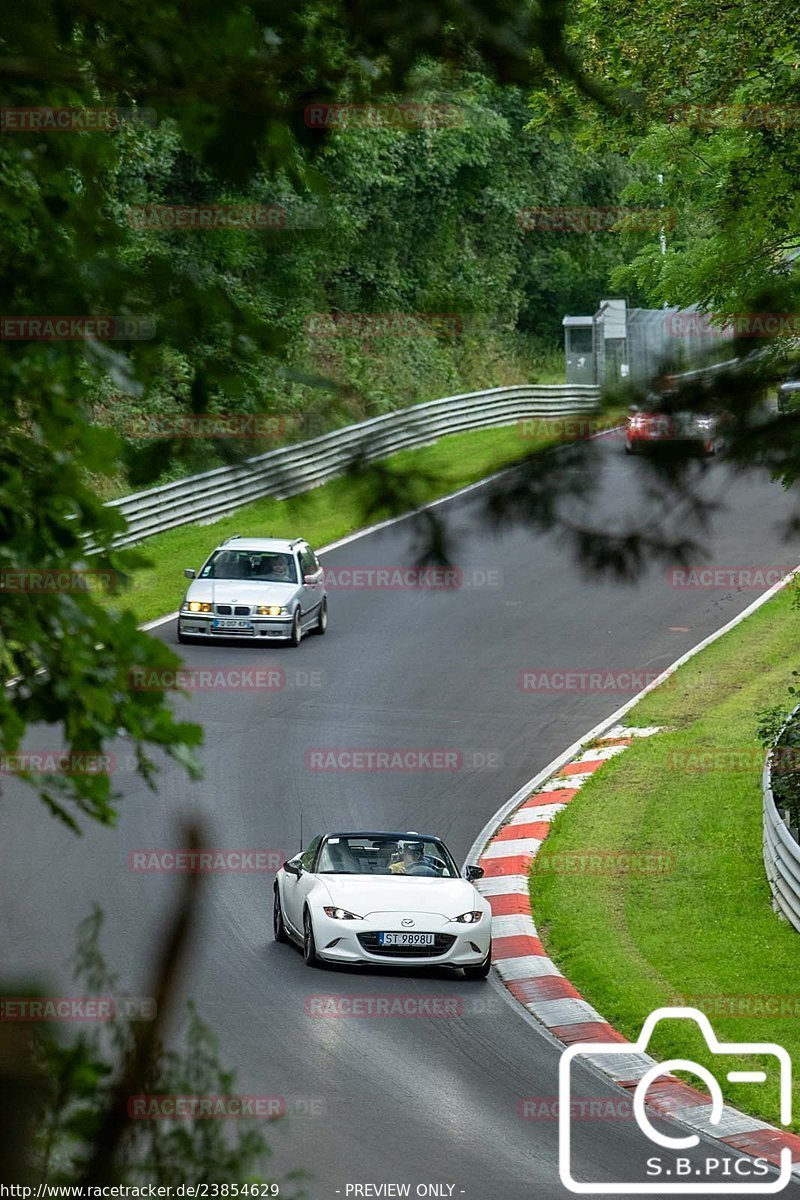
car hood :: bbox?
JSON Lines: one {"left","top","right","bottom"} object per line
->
{"left": 186, "top": 580, "right": 297, "bottom": 606}
{"left": 316, "top": 874, "right": 483, "bottom": 918}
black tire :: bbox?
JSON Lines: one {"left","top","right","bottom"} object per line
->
{"left": 463, "top": 943, "right": 492, "bottom": 980}
{"left": 289, "top": 609, "right": 302, "bottom": 648}
{"left": 303, "top": 909, "right": 320, "bottom": 967}
{"left": 273, "top": 886, "right": 288, "bottom": 943}
{"left": 313, "top": 598, "right": 328, "bottom": 635}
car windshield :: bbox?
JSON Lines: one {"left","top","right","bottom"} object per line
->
{"left": 200, "top": 550, "right": 298, "bottom": 583}
{"left": 316, "top": 835, "right": 459, "bottom": 878}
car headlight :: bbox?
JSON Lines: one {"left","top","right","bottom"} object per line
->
{"left": 322, "top": 907, "right": 363, "bottom": 920}
{"left": 452, "top": 911, "right": 483, "bottom": 923}
{"left": 256, "top": 605, "right": 287, "bottom": 616}
{"left": 187, "top": 601, "right": 211, "bottom": 613}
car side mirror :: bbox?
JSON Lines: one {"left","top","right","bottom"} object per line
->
{"left": 284, "top": 858, "right": 303, "bottom": 878}
{"left": 465, "top": 865, "right": 484, "bottom": 881}
{"left": 184, "top": 568, "right": 196, "bottom": 579}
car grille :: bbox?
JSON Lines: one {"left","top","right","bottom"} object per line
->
{"left": 214, "top": 604, "right": 251, "bottom": 616}
{"left": 357, "top": 933, "right": 456, "bottom": 958}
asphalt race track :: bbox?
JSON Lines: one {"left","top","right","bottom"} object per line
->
{"left": 5, "top": 438, "right": 800, "bottom": 1198}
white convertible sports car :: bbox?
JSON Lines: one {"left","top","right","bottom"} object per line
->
{"left": 273, "top": 831, "right": 492, "bottom": 978}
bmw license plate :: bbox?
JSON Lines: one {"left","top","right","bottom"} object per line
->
{"left": 212, "top": 619, "right": 252, "bottom": 631}
{"left": 379, "top": 932, "right": 435, "bottom": 947}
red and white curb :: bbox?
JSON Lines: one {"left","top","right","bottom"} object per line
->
{"left": 472, "top": 724, "right": 800, "bottom": 1180}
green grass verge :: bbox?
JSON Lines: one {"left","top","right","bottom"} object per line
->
{"left": 106, "top": 417, "right": 611, "bottom": 626}
{"left": 533, "top": 583, "right": 800, "bottom": 1129}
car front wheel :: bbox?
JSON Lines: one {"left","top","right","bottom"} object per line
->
{"left": 313, "top": 598, "right": 328, "bottom": 635}
{"left": 273, "top": 886, "right": 288, "bottom": 943}
{"left": 463, "top": 944, "right": 491, "bottom": 980}
{"left": 303, "top": 909, "right": 320, "bottom": 967}
{"left": 289, "top": 609, "right": 302, "bottom": 648}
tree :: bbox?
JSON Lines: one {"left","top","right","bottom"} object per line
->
{"left": 528, "top": 0, "right": 800, "bottom": 312}
{"left": 2, "top": 0, "right": 645, "bottom": 828}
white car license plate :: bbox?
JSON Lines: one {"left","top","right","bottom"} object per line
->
{"left": 212, "top": 619, "right": 252, "bottom": 630}
{"left": 379, "top": 932, "right": 435, "bottom": 947}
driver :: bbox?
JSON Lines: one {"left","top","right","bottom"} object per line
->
{"left": 389, "top": 839, "right": 425, "bottom": 874}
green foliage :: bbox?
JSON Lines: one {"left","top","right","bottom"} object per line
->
{"left": 1, "top": 6, "right": 637, "bottom": 827}
{"left": 530, "top": 0, "right": 800, "bottom": 313}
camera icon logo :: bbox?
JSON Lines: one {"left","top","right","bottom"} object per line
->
{"left": 558, "top": 1006, "right": 793, "bottom": 1193}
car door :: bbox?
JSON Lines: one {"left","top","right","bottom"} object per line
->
{"left": 297, "top": 544, "right": 323, "bottom": 626}
{"left": 282, "top": 836, "right": 321, "bottom": 932}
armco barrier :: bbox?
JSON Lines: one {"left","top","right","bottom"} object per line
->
{"left": 105, "top": 384, "right": 599, "bottom": 546}
{"left": 763, "top": 712, "right": 800, "bottom": 933}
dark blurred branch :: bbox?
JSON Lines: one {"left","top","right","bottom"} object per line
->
{"left": 0, "top": 1023, "right": 44, "bottom": 1184}
{"left": 79, "top": 820, "right": 206, "bottom": 1186}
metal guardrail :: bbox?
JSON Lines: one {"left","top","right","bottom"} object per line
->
{"left": 763, "top": 709, "right": 800, "bottom": 933}
{"left": 106, "top": 384, "right": 600, "bottom": 546}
